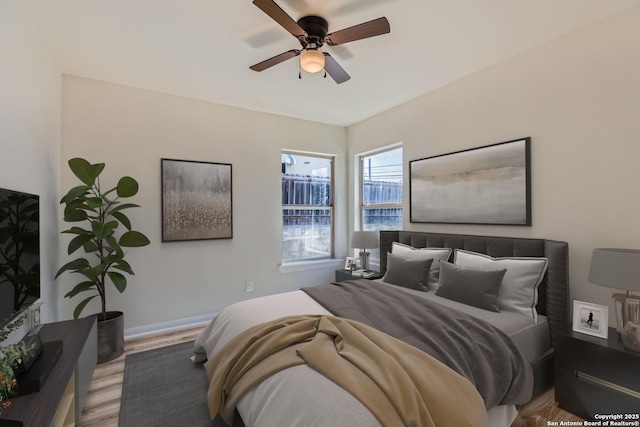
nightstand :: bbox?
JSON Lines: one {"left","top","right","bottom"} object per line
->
{"left": 335, "top": 269, "right": 381, "bottom": 282}
{"left": 554, "top": 325, "right": 640, "bottom": 419}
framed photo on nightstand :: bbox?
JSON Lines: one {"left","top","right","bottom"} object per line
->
{"left": 344, "top": 257, "right": 356, "bottom": 270}
{"left": 572, "top": 300, "right": 608, "bottom": 339}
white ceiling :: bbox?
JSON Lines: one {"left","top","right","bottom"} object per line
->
{"left": 23, "top": 0, "right": 640, "bottom": 126}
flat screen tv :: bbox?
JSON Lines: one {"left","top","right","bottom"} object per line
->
{"left": 0, "top": 187, "right": 40, "bottom": 329}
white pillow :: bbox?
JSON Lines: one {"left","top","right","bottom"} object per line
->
{"left": 454, "top": 249, "right": 549, "bottom": 321}
{"left": 391, "top": 242, "right": 452, "bottom": 290}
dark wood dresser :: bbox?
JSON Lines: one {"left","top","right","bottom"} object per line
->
{"left": 1, "top": 317, "right": 97, "bottom": 427}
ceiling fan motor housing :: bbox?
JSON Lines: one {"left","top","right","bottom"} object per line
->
{"left": 297, "top": 15, "right": 329, "bottom": 47}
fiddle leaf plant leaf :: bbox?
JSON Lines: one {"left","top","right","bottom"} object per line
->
{"left": 64, "top": 209, "right": 88, "bottom": 222}
{"left": 63, "top": 200, "right": 90, "bottom": 216}
{"left": 83, "top": 240, "right": 99, "bottom": 253}
{"left": 119, "top": 231, "right": 150, "bottom": 247}
{"left": 68, "top": 158, "right": 104, "bottom": 186}
{"left": 68, "top": 234, "right": 94, "bottom": 255}
{"left": 106, "top": 220, "right": 119, "bottom": 228}
{"left": 104, "top": 235, "right": 119, "bottom": 255}
{"left": 55, "top": 258, "right": 91, "bottom": 279}
{"left": 85, "top": 197, "right": 103, "bottom": 210}
{"left": 111, "top": 211, "right": 132, "bottom": 231}
{"left": 114, "top": 241, "right": 125, "bottom": 259}
{"left": 61, "top": 185, "right": 91, "bottom": 204}
{"left": 64, "top": 281, "right": 97, "bottom": 299}
{"left": 108, "top": 271, "right": 127, "bottom": 293}
{"left": 77, "top": 266, "right": 100, "bottom": 283}
{"left": 91, "top": 220, "right": 115, "bottom": 240}
{"left": 61, "top": 226, "right": 92, "bottom": 236}
{"left": 113, "top": 259, "right": 134, "bottom": 275}
{"left": 73, "top": 295, "right": 97, "bottom": 319}
{"left": 117, "top": 177, "right": 139, "bottom": 198}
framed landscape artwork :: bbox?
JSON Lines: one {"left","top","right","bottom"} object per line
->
{"left": 409, "top": 138, "right": 531, "bottom": 225}
{"left": 161, "top": 158, "right": 233, "bottom": 241}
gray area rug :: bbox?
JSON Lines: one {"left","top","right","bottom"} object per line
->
{"left": 119, "top": 341, "right": 227, "bottom": 427}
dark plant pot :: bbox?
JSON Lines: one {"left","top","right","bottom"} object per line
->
{"left": 96, "top": 311, "right": 124, "bottom": 364}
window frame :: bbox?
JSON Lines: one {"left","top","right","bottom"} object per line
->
{"left": 281, "top": 150, "right": 335, "bottom": 263}
{"left": 358, "top": 146, "right": 403, "bottom": 259}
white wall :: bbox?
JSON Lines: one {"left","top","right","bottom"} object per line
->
{"left": 348, "top": 6, "right": 640, "bottom": 323}
{"left": 60, "top": 76, "right": 347, "bottom": 331}
{"left": 0, "top": 1, "right": 61, "bottom": 327}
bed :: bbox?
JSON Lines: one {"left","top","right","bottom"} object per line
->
{"left": 193, "top": 230, "right": 570, "bottom": 427}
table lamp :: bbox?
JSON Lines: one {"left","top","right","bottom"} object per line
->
{"left": 351, "top": 231, "right": 378, "bottom": 271}
{"left": 588, "top": 248, "right": 640, "bottom": 352}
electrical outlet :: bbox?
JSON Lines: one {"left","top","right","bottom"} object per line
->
{"left": 245, "top": 280, "right": 254, "bottom": 292}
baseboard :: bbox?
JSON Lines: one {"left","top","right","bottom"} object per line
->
{"left": 124, "top": 312, "right": 218, "bottom": 340}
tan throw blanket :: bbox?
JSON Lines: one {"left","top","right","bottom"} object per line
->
{"left": 205, "top": 315, "right": 489, "bottom": 427}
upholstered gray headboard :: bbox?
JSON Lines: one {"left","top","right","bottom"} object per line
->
{"left": 379, "top": 231, "right": 570, "bottom": 340}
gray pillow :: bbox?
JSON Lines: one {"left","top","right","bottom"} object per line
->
{"left": 435, "top": 261, "right": 506, "bottom": 312}
{"left": 391, "top": 242, "right": 452, "bottom": 291}
{"left": 454, "top": 249, "right": 549, "bottom": 321}
{"left": 382, "top": 252, "right": 433, "bottom": 291}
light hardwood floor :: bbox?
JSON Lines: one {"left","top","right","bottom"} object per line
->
{"left": 77, "top": 326, "right": 583, "bottom": 427}
{"left": 77, "top": 326, "right": 204, "bottom": 427}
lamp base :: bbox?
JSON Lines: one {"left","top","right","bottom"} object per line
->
{"left": 612, "top": 293, "right": 640, "bottom": 352}
{"left": 359, "top": 251, "right": 370, "bottom": 271}
{"left": 622, "top": 321, "right": 640, "bottom": 352}
{"left": 612, "top": 293, "right": 626, "bottom": 335}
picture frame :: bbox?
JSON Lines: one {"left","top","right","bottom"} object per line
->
{"left": 344, "top": 257, "right": 356, "bottom": 270}
{"left": 409, "top": 138, "right": 531, "bottom": 225}
{"left": 161, "top": 158, "right": 233, "bottom": 242}
{"left": 29, "top": 301, "right": 43, "bottom": 335}
{"left": 573, "top": 300, "right": 609, "bottom": 339}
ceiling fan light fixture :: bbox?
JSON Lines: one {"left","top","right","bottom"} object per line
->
{"left": 300, "top": 49, "right": 325, "bottom": 73}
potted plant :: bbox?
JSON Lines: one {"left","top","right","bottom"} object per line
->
{"left": 56, "top": 158, "right": 150, "bottom": 363}
{"left": 0, "top": 339, "right": 28, "bottom": 421}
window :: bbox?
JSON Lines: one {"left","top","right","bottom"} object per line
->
{"left": 360, "top": 147, "right": 403, "bottom": 260}
{"left": 282, "top": 152, "right": 334, "bottom": 262}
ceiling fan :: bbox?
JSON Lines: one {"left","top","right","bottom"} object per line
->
{"left": 250, "top": 0, "right": 391, "bottom": 84}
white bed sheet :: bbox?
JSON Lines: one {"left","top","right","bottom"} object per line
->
{"left": 194, "top": 287, "right": 522, "bottom": 427}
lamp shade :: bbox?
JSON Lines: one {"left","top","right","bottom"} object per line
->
{"left": 351, "top": 231, "right": 378, "bottom": 249}
{"left": 300, "top": 49, "right": 325, "bottom": 73}
{"left": 588, "top": 248, "right": 640, "bottom": 291}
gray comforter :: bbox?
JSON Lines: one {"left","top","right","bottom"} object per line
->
{"left": 302, "top": 279, "right": 533, "bottom": 408}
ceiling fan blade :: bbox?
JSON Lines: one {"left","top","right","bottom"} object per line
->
{"left": 325, "top": 17, "right": 390, "bottom": 46}
{"left": 323, "top": 53, "right": 350, "bottom": 84}
{"left": 250, "top": 49, "right": 301, "bottom": 72}
{"left": 253, "top": 0, "right": 306, "bottom": 39}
